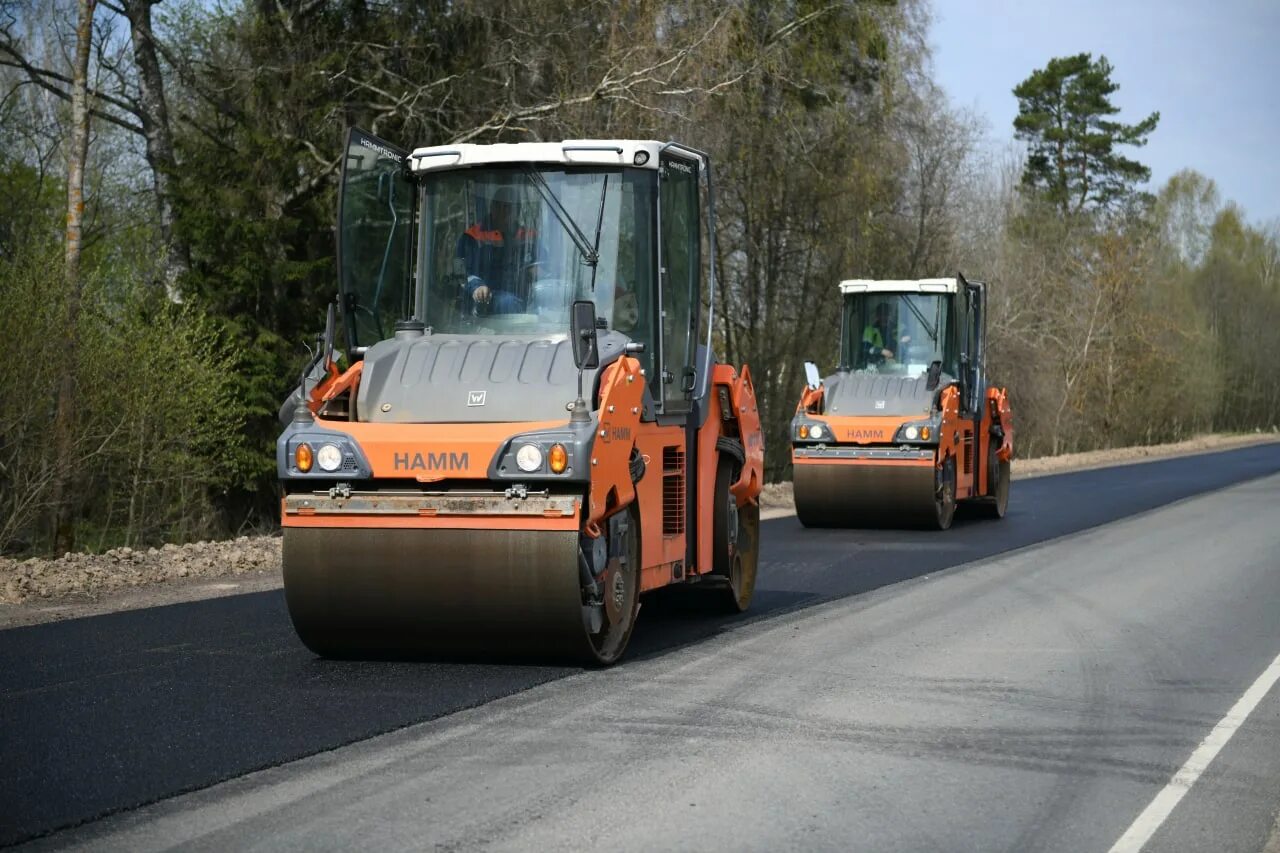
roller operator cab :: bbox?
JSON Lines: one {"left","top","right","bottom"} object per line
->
{"left": 790, "top": 276, "right": 1013, "bottom": 530}
{"left": 277, "top": 129, "right": 764, "bottom": 665}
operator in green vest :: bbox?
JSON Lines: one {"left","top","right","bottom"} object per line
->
{"left": 862, "top": 302, "right": 896, "bottom": 364}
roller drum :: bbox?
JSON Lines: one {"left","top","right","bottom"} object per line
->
{"left": 793, "top": 462, "right": 940, "bottom": 528}
{"left": 282, "top": 527, "right": 594, "bottom": 661}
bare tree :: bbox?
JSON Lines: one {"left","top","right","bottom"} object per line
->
{"left": 49, "top": 0, "right": 96, "bottom": 553}
{"left": 1, "top": 0, "right": 188, "bottom": 296}
{"left": 118, "top": 0, "right": 186, "bottom": 299}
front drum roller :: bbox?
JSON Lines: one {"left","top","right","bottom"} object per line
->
{"left": 282, "top": 515, "right": 640, "bottom": 665}
{"left": 793, "top": 458, "right": 953, "bottom": 530}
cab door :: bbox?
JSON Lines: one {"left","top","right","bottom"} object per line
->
{"left": 958, "top": 278, "right": 986, "bottom": 496}
{"left": 656, "top": 152, "right": 701, "bottom": 415}
{"left": 337, "top": 127, "right": 416, "bottom": 357}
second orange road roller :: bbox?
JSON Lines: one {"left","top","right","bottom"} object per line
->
{"left": 276, "top": 130, "right": 764, "bottom": 664}
{"left": 790, "top": 275, "right": 1013, "bottom": 529}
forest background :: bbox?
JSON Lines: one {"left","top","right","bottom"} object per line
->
{"left": 1, "top": 0, "right": 1277, "bottom": 555}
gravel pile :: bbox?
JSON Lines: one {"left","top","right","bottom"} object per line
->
{"left": 0, "top": 536, "right": 281, "bottom": 605}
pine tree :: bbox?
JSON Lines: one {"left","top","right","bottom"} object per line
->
{"left": 1013, "top": 53, "right": 1159, "bottom": 216}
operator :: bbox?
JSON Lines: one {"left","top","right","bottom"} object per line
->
{"left": 862, "top": 302, "right": 896, "bottom": 363}
{"left": 456, "top": 187, "right": 540, "bottom": 313}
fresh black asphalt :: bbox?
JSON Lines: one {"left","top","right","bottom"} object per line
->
{"left": 3, "top": 444, "right": 1279, "bottom": 847}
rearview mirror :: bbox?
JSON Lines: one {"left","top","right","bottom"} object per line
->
{"left": 323, "top": 300, "right": 336, "bottom": 363}
{"left": 571, "top": 300, "right": 599, "bottom": 369}
{"left": 804, "top": 361, "right": 822, "bottom": 390}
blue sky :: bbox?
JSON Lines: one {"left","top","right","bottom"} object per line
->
{"left": 931, "top": 0, "right": 1280, "bottom": 224}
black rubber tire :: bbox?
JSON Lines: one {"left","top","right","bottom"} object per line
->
{"left": 980, "top": 453, "right": 1011, "bottom": 520}
{"left": 694, "top": 458, "right": 758, "bottom": 613}
{"left": 934, "top": 457, "right": 957, "bottom": 531}
{"left": 715, "top": 435, "right": 746, "bottom": 467}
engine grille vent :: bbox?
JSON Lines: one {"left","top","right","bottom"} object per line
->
{"left": 662, "top": 446, "right": 685, "bottom": 535}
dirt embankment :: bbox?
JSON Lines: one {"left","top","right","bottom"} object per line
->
{"left": 2, "top": 432, "right": 1277, "bottom": 627}
{"left": 1, "top": 538, "right": 282, "bottom": 627}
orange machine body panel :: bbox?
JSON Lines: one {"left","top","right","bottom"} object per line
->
{"left": 282, "top": 355, "right": 764, "bottom": 597}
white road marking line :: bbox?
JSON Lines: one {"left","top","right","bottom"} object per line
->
{"left": 1109, "top": 651, "right": 1280, "bottom": 853}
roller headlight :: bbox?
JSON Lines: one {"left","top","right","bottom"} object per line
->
{"left": 515, "top": 443, "right": 544, "bottom": 472}
{"left": 809, "top": 424, "right": 825, "bottom": 440}
{"left": 894, "top": 420, "right": 938, "bottom": 443}
{"left": 316, "top": 443, "right": 343, "bottom": 472}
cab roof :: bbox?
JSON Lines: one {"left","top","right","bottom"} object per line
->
{"left": 407, "top": 140, "right": 688, "bottom": 174}
{"left": 838, "top": 278, "right": 959, "bottom": 294}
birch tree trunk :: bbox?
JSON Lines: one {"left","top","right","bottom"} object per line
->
{"left": 50, "top": 0, "right": 97, "bottom": 553}
{"left": 122, "top": 0, "right": 189, "bottom": 301}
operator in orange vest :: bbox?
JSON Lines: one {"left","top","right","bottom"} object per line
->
{"left": 456, "top": 187, "right": 541, "bottom": 314}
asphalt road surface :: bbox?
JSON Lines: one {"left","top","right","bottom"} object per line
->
{"left": 3, "top": 444, "right": 1280, "bottom": 850}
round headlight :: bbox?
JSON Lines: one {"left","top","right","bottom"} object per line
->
{"left": 904, "top": 426, "right": 919, "bottom": 440}
{"left": 316, "top": 443, "right": 343, "bottom": 472}
{"left": 515, "top": 443, "right": 543, "bottom": 472}
{"left": 809, "top": 424, "right": 825, "bottom": 440}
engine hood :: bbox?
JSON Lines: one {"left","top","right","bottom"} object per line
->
{"left": 357, "top": 331, "right": 630, "bottom": 423}
{"left": 821, "top": 370, "right": 951, "bottom": 418}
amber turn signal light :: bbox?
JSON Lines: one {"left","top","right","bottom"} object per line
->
{"left": 549, "top": 443, "right": 568, "bottom": 474}
{"left": 295, "top": 442, "right": 313, "bottom": 472}
{"left": 920, "top": 427, "right": 931, "bottom": 441}
{"left": 798, "top": 425, "right": 809, "bottom": 439}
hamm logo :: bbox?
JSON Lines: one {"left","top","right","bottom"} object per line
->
{"left": 845, "top": 429, "right": 887, "bottom": 441}
{"left": 393, "top": 451, "right": 470, "bottom": 472}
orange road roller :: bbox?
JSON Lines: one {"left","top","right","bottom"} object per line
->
{"left": 790, "top": 276, "right": 1012, "bottom": 529}
{"left": 276, "top": 130, "right": 764, "bottom": 664}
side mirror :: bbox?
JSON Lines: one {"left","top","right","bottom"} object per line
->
{"left": 323, "top": 300, "right": 337, "bottom": 363}
{"left": 804, "top": 361, "right": 822, "bottom": 390}
{"left": 571, "top": 300, "right": 599, "bottom": 369}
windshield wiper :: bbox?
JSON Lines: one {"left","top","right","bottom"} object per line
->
{"left": 521, "top": 166, "right": 598, "bottom": 267}
{"left": 587, "top": 175, "right": 609, "bottom": 292}
{"left": 902, "top": 295, "right": 937, "bottom": 342}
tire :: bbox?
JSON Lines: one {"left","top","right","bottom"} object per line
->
{"left": 934, "top": 456, "right": 957, "bottom": 531}
{"left": 708, "top": 458, "right": 759, "bottom": 613}
{"left": 981, "top": 452, "right": 1010, "bottom": 520}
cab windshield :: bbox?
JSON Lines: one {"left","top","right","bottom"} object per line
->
{"left": 842, "top": 291, "right": 956, "bottom": 377}
{"left": 416, "top": 166, "right": 655, "bottom": 336}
